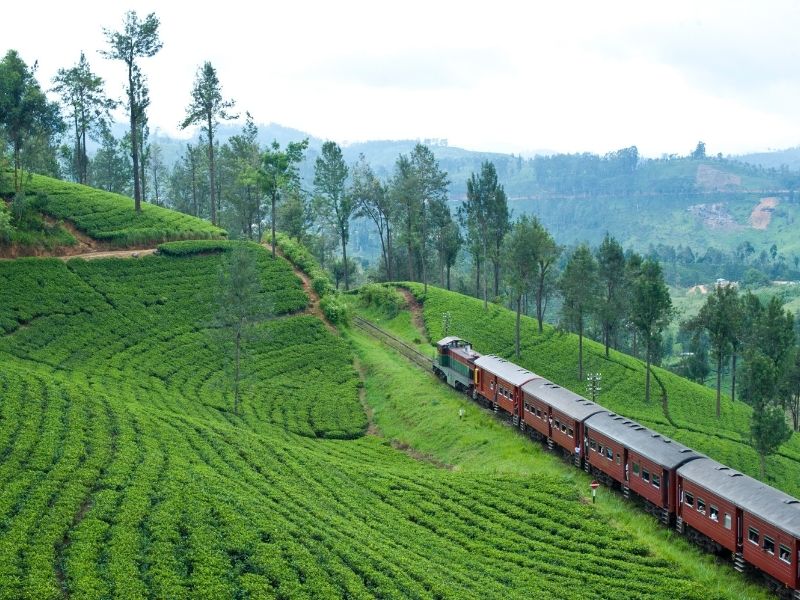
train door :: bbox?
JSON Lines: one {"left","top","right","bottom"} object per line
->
{"left": 623, "top": 449, "right": 629, "bottom": 483}
{"left": 736, "top": 508, "right": 744, "bottom": 550}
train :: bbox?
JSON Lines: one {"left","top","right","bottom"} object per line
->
{"left": 432, "top": 336, "right": 800, "bottom": 599}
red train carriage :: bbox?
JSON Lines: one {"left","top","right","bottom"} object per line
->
{"left": 584, "top": 412, "right": 701, "bottom": 522}
{"left": 521, "top": 379, "right": 603, "bottom": 465}
{"left": 678, "top": 458, "right": 800, "bottom": 594}
{"left": 473, "top": 355, "right": 539, "bottom": 420}
{"left": 433, "top": 337, "right": 480, "bottom": 392}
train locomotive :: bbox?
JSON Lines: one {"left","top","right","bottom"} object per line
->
{"left": 433, "top": 336, "right": 800, "bottom": 598}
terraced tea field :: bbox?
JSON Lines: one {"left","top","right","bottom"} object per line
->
{"left": 1, "top": 174, "right": 225, "bottom": 248}
{"left": 0, "top": 243, "right": 769, "bottom": 598}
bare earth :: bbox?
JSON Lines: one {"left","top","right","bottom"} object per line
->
{"left": 750, "top": 197, "right": 778, "bottom": 230}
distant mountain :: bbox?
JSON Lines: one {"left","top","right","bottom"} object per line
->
{"left": 111, "top": 121, "right": 800, "bottom": 260}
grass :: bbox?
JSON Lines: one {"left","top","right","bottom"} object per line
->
{"left": 0, "top": 173, "right": 226, "bottom": 247}
{"left": 345, "top": 320, "right": 771, "bottom": 600}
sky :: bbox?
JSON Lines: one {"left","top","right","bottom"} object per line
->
{"left": 5, "top": 0, "right": 800, "bottom": 157}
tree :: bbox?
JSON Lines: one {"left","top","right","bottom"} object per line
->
{"left": 462, "top": 162, "right": 501, "bottom": 308}
{"left": 102, "top": 10, "right": 162, "bottom": 211}
{"left": 90, "top": 128, "right": 131, "bottom": 194}
{"left": 180, "top": 61, "right": 237, "bottom": 226}
{"left": 751, "top": 399, "right": 791, "bottom": 479}
{"left": 225, "top": 114, "right": 263, "bottom": 239}
{"left": 351, "top": 154, "right": 394, "bottom": 280}
{"left": 260, "top": 138, "right": 308, "bottom": 255}
{"left": 486, "top": 173, "right": 510, "bottom": 297}
{"left": 52, "top": 52, "right": 116, "bottom": 184}
{"left": 596, "top": 233, "right": 627, "bottom": 357}
{"left": 410, "top": 144, "right": 449, "bottom": 295}
{"left": 784, "top": 348, "right": 800, "bottom": 432}
{"left": 277, "top": 187, "right": 312, "bottom": 242}
{"left": 314, "top": 141, "right": 353, "bottom": 289}
{"left": 504, "top": 216, "right": 540, "bottom": 357}
{"left": 691, "top": 283, "right": 741, "bottom": 417}
{"left": 560, "top": 244, "right": 599, "bottom": 380}
{"left": 0, "top": 50, "right": 62, "bottom": 191}
{"left": 215, "top": 244, "right": 271, "bottom": 417}
{"left": 390, "top": 154, "right": 420, "bottom": 282}
{"left": 630, "top": 258, "right": 672, "bottom": 403}
{"left": 433, "top": 204, "right": 462, "bottom": 290}
{"left": 691, "top": 141, "right": 706, "bottom": 160}
{"left": 531, "top": 217, "right": 560, "bottom": 333}
{"left": 148, "top": 143, "right": 166, "bottom": 206}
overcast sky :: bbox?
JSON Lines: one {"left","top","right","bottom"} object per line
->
{"left": 5, "top": 0, "right": 800, "bottom": 157}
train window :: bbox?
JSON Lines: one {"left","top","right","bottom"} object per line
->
{"left": 490, "top": 381, "right": 495, "bottom": 390}
{"left": 589, "top": 439, "right": 597, "bottom": 451}
{"left": 616, "top": 453, "right": 621, "bottom": 465}
{"left": 598, "top": 444, "right": 604, "bottom": 454}
{"left": 642, "top": 468, "right": 650, "bottom": 482}
{"left": 605, "top": 447, "right": 613, "bottom": 460}
{"left": 684, "top": 492, "right": 694, "bottom": 507}
{"left": 696, "top": 498, "right": 705, "bottom": 515}
{"left": 554, "top": 419, "right": 561, "bottom": 429}
{"left": 524, "top": 403, "right": 531, "bottom": 413}
{"left": 568, "top": 427, "right": 574, "bottom": 438}
{"left": 651, "top": 474, "right": 660, "bottom": 488}
{"left": 723, "top": 513, "right": 731, "bottom": 529}
{"left": 633, "top": 462, "right": 640, "bottom": 476}
{"left": 779, "top": 544, "right": 791, "bottom": 564}
{"left": 748, "top": 527, "right": 759, "bottom": 545}
{"left": 709, "top": 506, "right": 719, "bottom": 522}
{"left": 561, "top": 423, "right": 567, "bottom": 434}
{"left": 764, "top": 536, "right": 775, "bottom": 555}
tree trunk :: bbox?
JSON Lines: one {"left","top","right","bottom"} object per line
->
{"left": 645, "top": 343, "right": 651, "bottom": 403}
{"left": 494, "top": 258, "right": 500, "bottom": 298}
{"left": 731, "top": 353, "right": 737, "bottom": 402}
{"left": 208, "top": 122, "right": 217, "bottom": 226}
{"left": 535, "top": 271, "right": 545, "bottom": 333}
{"left": 386, "top": 223, "right": 393, "bottom": 280}
{"left": 475, "top": 257, "right": 481, "bottom": 298}
{"left": 234, "top": 325, "right": 241, "bottom": 417}
{"left": 482, "top": 241, "right": 488, "bottom": 310}
{"left": 271, "top": 192, "right": 277, "bottom": 258}
{"left": 13, "top": 141, "right": 21, "bottom": 192}
{"left": 128, "top": 66, "right": 141, "bottom": 212}
{"left": 515, "top": 295, "right": 522, "bottom": 358}
{"left": 378, "top": 231, "right": 389, "bottom": 282}
{"left": 578, "top": 316, "right": 584, "bottom": 382}
{"left": 604, "top": 324, "right": 610, "bottom": 359}
{"left": 716, "top": 354, "right": 722, "bottom": 418}
{"left": 342, "top": 234, "right": 349, "bottom": 291}
{"left": 446, "top": 264, "right": 451, "bottom": 290}
{"left": 759, "top": 452, "right": 766, "bottom": 480}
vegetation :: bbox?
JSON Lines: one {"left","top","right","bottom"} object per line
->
{"left": 0, "top": 173, "right": 225, "bottom": 246}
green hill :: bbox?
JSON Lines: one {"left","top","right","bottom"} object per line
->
{"left": 1, "top": 173, "right": 225, "bottom": 254}
{"left": 402, "top": 283, "right": 800, "bottom": 497}
{"left": 0, "top": 236, "right": 772, "bottom": 598}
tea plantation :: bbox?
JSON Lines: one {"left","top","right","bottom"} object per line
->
{"left": 0, "top": 174, "right": 225, "bottom": 247}
{"left": 0, "top": 243, "right": 769, "bottom": 598}
{"left": 406, "top": 283, "right": 800, "bottom": 497}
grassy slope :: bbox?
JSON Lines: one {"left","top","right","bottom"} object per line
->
{"left": 0, "top": 242, "right": 769, "bottom": 598}
{"left": 346, "top": 322, "right": 769, "bottom": 599}
{"left": 0, "top": 173, "right": 225, "bottom": 246}
{"left": 402, "top": 283, "right": 800, "bottom": 497}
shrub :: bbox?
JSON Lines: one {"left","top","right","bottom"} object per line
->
{"left": 320, "top": 294, "right": 350, "bottom": 324}
{"left": 359, "top": 283, "right": 405, "bottom": 318}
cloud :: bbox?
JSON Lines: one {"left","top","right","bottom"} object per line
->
{"left": 305, "top": 47, "right": 511, "bottom": 90}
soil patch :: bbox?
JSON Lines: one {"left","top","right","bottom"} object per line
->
{"left": 397, "top": 287, "right": 429, "bottom": 342}
{"left": 264, "top": 242, "right": 337, "bottom": 334}
{"left": 688, "top": 284, "right": 709, "bottom": 295}
{"left": 750, "top": 197, "right": 778, "bottom": 230}
{"left": 687, "top": 203, "right": 741, "bottom": 231}
{"left": 695, "top": 164, "right": 741, "bottom": 191}
{"left": 353, "top": 357, "right": 379, "bottom": 436}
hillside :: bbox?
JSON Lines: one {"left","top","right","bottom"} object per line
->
{"left": 0, "top": 233, "right": 772, "bottom": 597}
{"left": 399, "top": 283, "right": 800, "bottom": 498}
{"left": 0, "top": 173, "right": 225, "bottom": 257}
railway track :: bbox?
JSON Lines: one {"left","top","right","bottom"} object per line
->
{"left": 352, "top": 315, "right": 434, "bottom": 370}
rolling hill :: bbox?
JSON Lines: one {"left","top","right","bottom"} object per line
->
{"left": 0, "top": 179, "right": 773, "bottom": 598}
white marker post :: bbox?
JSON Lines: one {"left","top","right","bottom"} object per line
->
{"left": 590, "top": 480, "right": 600, "bottom": 504}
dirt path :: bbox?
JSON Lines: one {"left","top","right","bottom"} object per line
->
{"left": 397, "top": 287, "right": 429, "bottom": 342}
{"left": 263, "top": 242, "right": 337, "bottom": 334}
{"left": 0, "top": 247, "right": 157, "bottom": 261}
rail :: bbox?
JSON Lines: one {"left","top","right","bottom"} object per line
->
{"left": 352, "top": 315, "right": 434, "bottom": 371}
